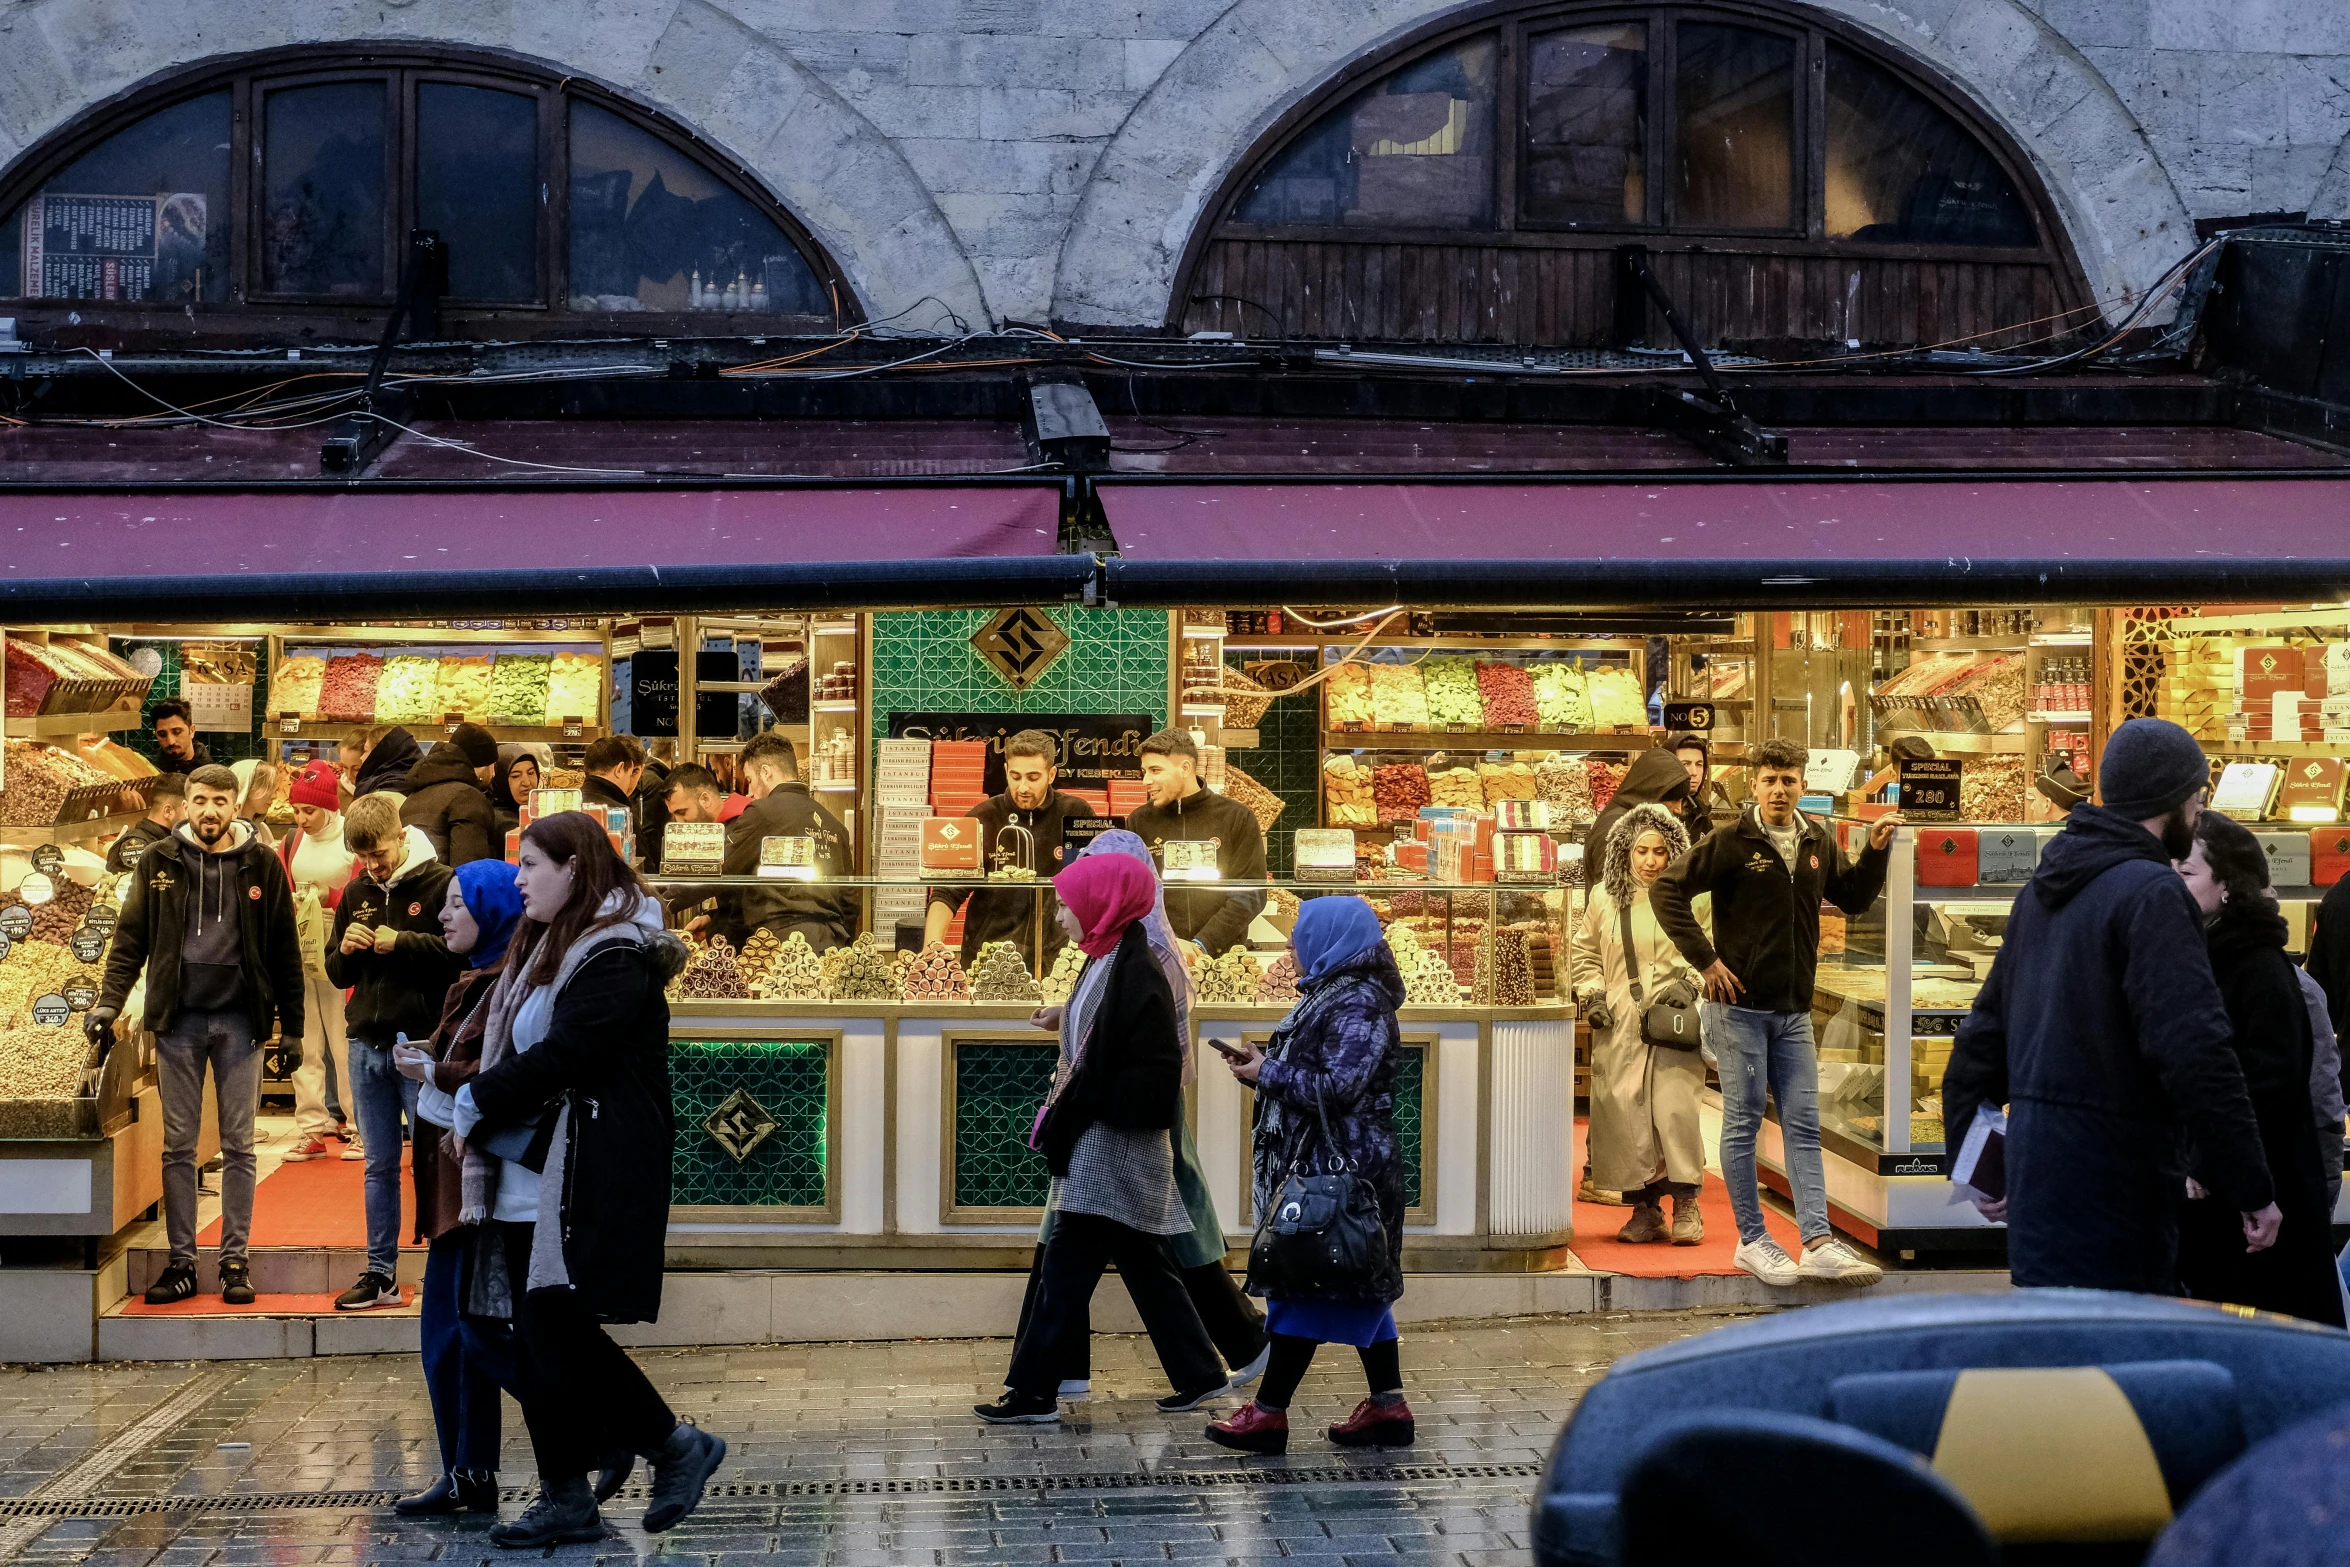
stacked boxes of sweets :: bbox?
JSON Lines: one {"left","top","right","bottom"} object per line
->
{"left": 1324, "top": 662, "right": 1374, "bottom": 729}
{"left": 1369, "top": 664, "right": 1428, "bottom": 729}
{"left": 1530, "top": 664, "right": 1589, "bottom": 731}
{"left": 1475, "top": 661, "right": 1537, "bottom": 728}
{"left": 1422, "top": 658, "right": 1483, "bottom": 728}
{"left": 930, "top": 740, "right": 989, "bottom": 815}
{"left": 317, "top": 653, "right": 385, "bottom": 723}
{"left": 969, "top": 941, "right": 1041, "bottom": 1002}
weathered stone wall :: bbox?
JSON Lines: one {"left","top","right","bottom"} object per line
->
{"left": 0, "top": 0, "right": 2341, "bottom": 331}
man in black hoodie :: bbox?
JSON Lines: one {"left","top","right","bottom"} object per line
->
{"left": 1582, "top": 748, "right": 1693, "bottom": 880}
{"left": 925, "top": 730, "right": 1090, "bottom": 970}
{"left": 722, "top": 732, "right": 857, "bottom": 951}
{"left": 1124, "top": 728, "right": 1267, "bottom": 958}
{"left": 325, "top": 792, "right": 459, "bottom": 1311}
{"left": 1944, "top": 718, "right": 2280, "bottom": 1295}
{"left": 399, "top": 723, "right": 500, "bottom": 866}
{"left": 89, "top": 765, "right": 304, "bottom": 1307}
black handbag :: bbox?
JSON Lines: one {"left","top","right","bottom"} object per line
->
{"left": 1247, "top": 1086, "right": 1390, "bottom": 1296}
{"left": 1621, "top": 903, "right": 1701, "bottom": 1051}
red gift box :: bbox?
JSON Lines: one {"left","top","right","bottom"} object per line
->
{"left": 2313, "top": 827, "right": 2350, "bottom": 887}
{"left": 1915, "top": 828, "right": 1980, "bottom": 887}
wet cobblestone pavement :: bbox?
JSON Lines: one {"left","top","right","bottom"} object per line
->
{"left": 0, "top": 1310, "right": 1756, "bottom": 1567}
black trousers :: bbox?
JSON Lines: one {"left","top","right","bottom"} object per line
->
{"left": 508, "top": 1238, "right": 676, "bottom": 1480}
{"left": 1015, "top": 1250, "right": 1267, "bottom": 1381}
{"left": 1006, "top": 1210, "right": 1225, "bottom": 1398}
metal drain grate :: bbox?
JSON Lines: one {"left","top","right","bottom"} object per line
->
{"left": 0, "top": 1462, "right": 1542, "bottom": 1520}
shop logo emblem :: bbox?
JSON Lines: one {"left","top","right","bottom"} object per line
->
{"left": 704, "top": 1087, "right": 780, "bottom": 1163}
{"left": 249, "top": 885, "right": 262, "bottom": 901}
{"left": 971, "top": 606, "right": 1071, "bottom": 692}
{"left": 408, "top": 901, "right": 422, "bottom": 916}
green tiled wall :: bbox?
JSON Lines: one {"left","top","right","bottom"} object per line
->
{"left": 870, "top": 609, "right": 1168, "bottom": 736}
{"left": 952, "top": 1041, "right": 1058, "bottom": 1209}
{"left": 114, "top": 638, "right": 270, "bottom": 766}
{"left": 1394, "top": 1046, "right": 1424, "bottom": 1209}
{"left": 670, "top": 1038, "right": 831, "bottom": 1208}
{"left": 1225, "top": 652, "right": 1321, "bottom": 876}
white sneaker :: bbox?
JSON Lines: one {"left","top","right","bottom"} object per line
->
{"left": 1226, "top": 1343, "right": 1271, "bottom": 1392}
{"left": 341, "top": 1140, "right": 365, "bottom": 1162}
{"left": 1733, "top": 1237, "right": 1801, "bottom": 1287}
{"left": 1797, "top": 1239, "right": 1884, "bottom": 1287}
{"left": 1056, "top": 1379, "right": 1090, "bottom": 1400}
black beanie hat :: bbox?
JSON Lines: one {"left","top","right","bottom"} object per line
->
{"left": 2097, "top": 718, "right": 2210, "bottom": 819}
{"left": 449, "top": 723, "right": 501, "bottom": 770}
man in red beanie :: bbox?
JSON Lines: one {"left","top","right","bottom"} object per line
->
{"left": 280, "top": 762, "right": 359, "bottom": 1162}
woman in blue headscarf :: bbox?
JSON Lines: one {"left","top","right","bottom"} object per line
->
{"left": 1207, "top": 894, "right": 1411, "bottom": 1456}
{"left": 389, "top": 859, "right": 528, "bottom": 1515}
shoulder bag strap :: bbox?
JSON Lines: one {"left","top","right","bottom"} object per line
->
{"left": 1618, "top": 899, "right": 1646, "bottom": 1008}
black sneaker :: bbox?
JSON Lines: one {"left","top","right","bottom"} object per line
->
{"left": 334, "top": 1271, "right": 401, "bottom": 1311}
{"left": 591, "top": 1450, "right": 634, "bottom": 1503}
{"left": 218, "top": 1261, "right": 256, "bottom": 1306}
{"left": 974, "top": 1390, "right": 1060, "bottom": 1425}
{"left": 1155, "top": 1384, "right": 1227, "bottom": 1413}
{"left": 488, "top": 1477, "right": 601, "bottom": 1548}
{"left": 143, "top": 1262, "right": 197, "bottom": 1305}
{"left": 641, "top": 1422, "right": 726, "bottom": 1533}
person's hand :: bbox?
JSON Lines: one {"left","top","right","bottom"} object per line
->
{"left": 339, "top": 923, "right": 372, "bottom": 955}
{"left": 2185, "top": 1176, "right": 2209, "bottom": 1201}
{"left": 371, "top": 926, "right": 399, "bottom": 955}
{"left": 1223, "top": 1042, "right": 1265, "bottom": 1085}
{"left": 391, "top": 1042, "right": 433, "bottom": 1084}
{"left": 1869, "top": 811, "right": 1906, "bottom": 851}
{"left": 685, "top": 914, "right": 711, "bottom": 935}
{"left": 1970, "top": 1194, "right": 2007, "bottom": 1223}
{"left": 83, "top": 1007, "right": 117, "bottom": 1050}
{"left": 1700, "top": 961, "right": 1745, "bottom": 1004}
{"left": 1029, "top": 1004, "right": 1065, "bottom": 1032}
{"left": 2243, "top": 1203, "right": 2283, "bottom": 1251}
{"left": 445, "top": 1130, "right": 467, "bottom": 1163}
{"left": 1579, "top": 994, "right": 1614, "bottom": 1031}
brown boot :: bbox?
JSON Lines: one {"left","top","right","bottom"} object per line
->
{"left": 1617, "top": 1202, "right": 1668, "bottom": 1243}
{"left": 1670, "top": 1192, "right": 1704, "bottom": 1246}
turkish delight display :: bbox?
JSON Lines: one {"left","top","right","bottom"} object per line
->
{"left": 487, "top": 655, "right": 552, "bottom": 724}
{"left": 1586, "top": 758, "right": 1628, "bottom": 813}
{"left": 969, "top": 941, "right": 1042, "bottom": 1002}
{"left": 269, "top": 655, "right": 328, "bottom": 718}
{"left": 1255, "top": 951, "right": 1301, "bottom": 1005}
{"left": 1041, "top": 944, "right": 1087, "bottom": 1003}
{"left": 1476, "top": 661, "right": 1537, "bottom": 727}
{"left": 1324, "top": 661, "right": 1374, "bottom": 727}
{"left": 1473, "top": 927, "right": 1536, "bottom": 1005}
{"left": 435, "top": 656, "right": 494, "bottom": 722}
{"left": 824, "top": 933, "right": 902, "bottom": 1001}
{"left": 1370, "top": 663, "right": 1428, "bottom": 729}
{"left": 373, "top": 656, "right": 444, "bottom": 724}
{"left": 1421, "top": 658, "right": 1484, "bottom": 728}
{"left": 1193, "top": 946, "right": 1264, "bottom": 1004}
{"left": 1530, "top": 664, "right": 1590, "bottom": 730}
{"left": 675, "top": 937, "right": 752, "bottom": 1000}
{"left": 762, "top": 931, "right": 827, "bottom": 1000}
{"left": 316, "top": 653, "right": 385, "bottom": 723}
{"left": 1323, "top": 755, "right": 1378, "bottom": 828}
{"left": 902, "top": 941, "right": 971, "bottom": 1002}
{"left": 1586, "top": 666, "right": 1647, "bottom": 728}
{"left": 545, "top": 652, "right": 605, "bottom": 723}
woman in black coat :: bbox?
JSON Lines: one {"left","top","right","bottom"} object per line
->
{"left": 2175, "top": 812, "right": 2344, "bottom": 1327}
{"left": 452, "top": 811, "right": 726, "bottom": 1546}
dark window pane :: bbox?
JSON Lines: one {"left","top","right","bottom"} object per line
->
{"left": 1675, "top": 23, "right": 1794, "bottom": 230}
{"left": 1234, "top": 35, "right": 1498, "bottom": 229}
{"left": 3, "top": 92, "right": 231, "bottom": 303}
{"left": 1826, "top": 45, "right": 2034, "bottom": 246}
{"left": 565, "top": 100, "right": 827, "bottom": 314}
{"left": 1524, "top": 23, "right": 1647, "bottom": 225}
{"left": 263, "top": 82, "right": 387, "bottom": 295}
{"left": 416, "top": 83, "right": 539, "bottom": 301}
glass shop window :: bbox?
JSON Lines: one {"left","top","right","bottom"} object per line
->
{"left": 0, "top": 91, "right": 232, "bottom": 303}
{"left": 566, "top": 100, "right": 828, "bottom": 314}
{"left": 1523, "top": 23, "right": 1648, "bottom": 225}
{"left": 1674, "top": 22, "right": 1796, "bottom": 230}
{"left": 1824, "top": 44, "right": 2034, "bottom": 246}
{"left": 1232, "top": 35, "right": 1499, "bottom": 229}
{"left": 415, "top": 82, "right": 540, "bottom": 302}
{"left": 261, "top": 81, "right": 389, "bottom": 296}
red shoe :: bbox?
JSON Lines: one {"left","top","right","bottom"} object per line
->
{"left": 1326, "top": 1398, "right": 1416, "bottom": 1448}
{"left": 1205, "top": 1401, "right": 1289, "bottom": 1455}
{"left": 282, "top": 1136, "right": 331, "bottom": 1162}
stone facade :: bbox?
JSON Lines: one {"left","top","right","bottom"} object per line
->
{"left": 0, "top": 0, "right": 2342, "bottom": 330}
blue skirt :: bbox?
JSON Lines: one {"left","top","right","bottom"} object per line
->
{"left": 1266, "top": 1297, "right": 1398, "bottom": 1348}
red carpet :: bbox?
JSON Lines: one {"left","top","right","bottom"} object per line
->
{"left": 1570, "top": 1118, "right": 1804, "bottom": 1277}
{"left": 197, "top": 1145, "right": 419, "bottom": 1249}
{"left": 117, "top": 1291, "right": 412, "bottom": 1317}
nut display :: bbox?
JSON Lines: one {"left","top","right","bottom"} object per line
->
{"left": 1220, "top": 764, "right": 1286, "bottom": 834}
{"left": 0, "top": 941, "right": 104, "bottom": 1025}
{"left": 0, "top": 1024, "right": 91, "bottom": 1100}
{"left": 674, "top": 936, "right": 752, "bottom": 1000}
{"left": 1193, "top": 946, "right": 1264, "bottom": 1004}
{"left": 487, "top": 655, "right": 552, "bottom": 724}
{"left": 824, "top": 933, "right": 903, "bottom": 1001}
{"left": 373, "top": 656, "right": 444, "bottom": 724}
{"left": 1322, "top": 755, "right": 1378, "bottom": 828}
{"left": 969, "top": 941, "right": 1042, "bottom": 1002}
{"left": 1, "top": 874, "right": 96, "bottom": 945}
{"left": 1473, "top": 927, "right": 1536, "bottom": 1005}
{"left": 1530, "top": 664, "right": 1590, "bottom": 730}
{"left": 1372, "top": 762, "right": 1431, "bottom": 823}
{"left": 1475, "top": 661, "right": 1537, "bottom": 727}
{"left": 1960, "top": 754, "right": 2027, "bottom": 822}
{"left": 902, "top": 941, "right": 972, "bottom": 1002}
{"left": 1255, "top": 951, "right": 1301, "bottom": 1005}
{"left": 1370, "top": 664, "right": 1429, "bottom": 729}
{"left": 1422, "top": 658, "right": 1484, "bottom": 727}
{"left": 1323, "top": 662, "right": 1374, "bottom": 727}
{"left": 270, "top": 656, "right": 328, "bottom": 718}
{"left": 1428, "top": 765, "right": 1482, "bottom": 812}
{"left": 762, "top": 931, "right": 827, "bottom": 1000}
{"left": 1041, "top": 944, "right": 1088, "bottom": 1003}
{"left": 316, "top": 653, "right": 385, "bottom": 723}
{"left": 2, "top": 741, "right": 123, "bottom": 827}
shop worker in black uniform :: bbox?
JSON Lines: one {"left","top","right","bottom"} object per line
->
{"left": 925, "top": 730, "right": 1092, "bottom": 970}
{"left": 1124, "top": 728, "right": 1267, "bottom": 957}
{"left": 723, "top": 731, "right": 857, "bottom": 952}
{"left": 150, "top": 697, "right": 215, "bottom": 777}
{"left": 107, "top": 771, "right": 188, "bottom": 873}
{"left": 580, "top": 734, "right": 648, "bottom": 860}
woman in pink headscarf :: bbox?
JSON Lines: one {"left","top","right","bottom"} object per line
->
{"left": 976, "top": 852, "right": 1226, "bottom": 1426}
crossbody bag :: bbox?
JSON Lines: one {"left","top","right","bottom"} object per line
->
{"left": 1620, "top": 902, "right": 1701, "bottom": 1051}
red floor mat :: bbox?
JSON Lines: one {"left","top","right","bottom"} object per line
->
{"left": 1570, "top": 1118, "right": 1804, "bottom": 1277}
{"left": 196, "top": 1145, "right": 419, "bottom": 1249}
{"left": 117, "top": 1290, "right": 412, "bottom": 1317}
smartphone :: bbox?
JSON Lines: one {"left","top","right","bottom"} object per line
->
{"left": 1209, "top": 1040, "right": 1248, "bottom": 1062}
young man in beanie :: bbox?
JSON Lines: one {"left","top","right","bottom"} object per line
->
{"left": 1944, "top": 717, "right": 2281, "bottom": 1294}
{"left": 398, "top": 723, "right": 500, "bottom": 867}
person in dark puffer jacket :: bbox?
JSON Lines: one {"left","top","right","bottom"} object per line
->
{"left": 1208, "top": 896, "right": 1413, "bottom": 1457}
{"left": 401, "top": 724, "right": 500, "bottom": 867}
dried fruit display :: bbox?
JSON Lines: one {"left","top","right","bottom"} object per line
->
{"left": 1476, "top": 661, "right": 1537, "bottom": 727}
{"left": 270, "top": 656, "right": 328, "bottom": 718}
{"left": 1473, "top": 927, "right": 1535, "bottom": 1005}
{"left": 4, "top": 641, "right": 73, "bottom": 718}
{"left": 1, "top": 741, "right": 120, "bottom": 827}
{"left": 1255, "top": 951, "right": 1301, "bottom": 1005}
{"left": 674, "top": 937, "right": 752, "bottom": 1000}
{"left": 1323, "top": 661, "right": 1374, "bottom": 727}
{"left": 1530, "top": 664, "right": 1591, "bottom": 731}
{"left": 435, "top": 656, "right": 494, "bottom": 722}
{"left": 1428, "top": 765, "right": 1482, "bottom": 811}
{"left": 1322, "top": 755, "right": 1378, "bottom": 827}
{"left": 487, "top": 655, "right": 552, "bottom": 724}
{"left": 825, "top": 933, "right": 902, "bottom": 1001}
{"left": 0, "top": 1024, "right": 91, "bottom": 1100}
{"left": 1370, "top": 664, "right": 1428, "bottom": 729}
{"left": 1587, "top": 666, "right": 1647, "bottom": 727}
{"left": 1422, "top": 658, "right": 1483, "bottom": 727}
{"left": 1586, "top": 758, "right": 1628, "bottom": 813}
{"left": 1372, "top": 762, "right": 1431, "bottom": 824}
{"left": 372, "top": 656, "right": 443, "bottom": 724}
{"left": 970, "top": 941, "right": 1042, "bottom": 1002}
{"left": 313, "top": 653, "right": 383, "bottom": 723}
{"left": 902, "top": 941, "right": 971, "bottom": 1001}
{"left": 545, "top": 653, "right": 605, "bottom": 723}
{"left": 1041, "top": 944, "right": 1088, "bottom": 1003}
{"left": 763, "top": 931, "right": 827, "bottom": 1000}
{"left": 1193, "top": 946, "right": 1264, "bottom": 1004}
{"left": 1479, "top": 760, "right": 1538, "bottom": 807}
{"left": 1960, "top": 754, "right": 2027, "bottom": 822}
{"left": 1536, "top": 753, "right": 1595, "bottom": 823}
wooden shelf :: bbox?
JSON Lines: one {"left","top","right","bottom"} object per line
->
{"left": 2026, "top": 711, "right": 2093, "bottom": 724}
{"left": 1876, "top": 729, "right": 2030, "bottom": 754}
{"left": 2201, "top": 741, "right": 2349, "bottom": 760}
{"left": 1, "top": 809, "right": 148, "bottom": 847}
{"left": 4, "top": 710, "right": 145, "bottom": 739}
{"left": 262, "top": 718, "right": 604, "bottom": 743}
{"left": 1909, "top": 637, "right": 2027, "bottom": 652}
{"left": 1322, "top": 728, "right": 1656, "bottom": 752}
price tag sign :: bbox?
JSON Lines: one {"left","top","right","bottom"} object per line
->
{"left": 1897, "top": 757, "right": 1965, "bottom": 822}
{"left": 16, "top": 870, "right": 54, "bottom": 907}
{"left": 1662, "top": 702, "right": 1716, "bottom": 733}
{"left": 30, "top": 994, "right": 70, "bottom": 1027}
{"left": 561, "top": 719, "right": 585, "bottom": 739}
{"left": 279, "top": 716, "right": 303, "bottom": 735}
{"left": 64, "top": 983, "right": 97, "bottom": 1013}
{"left": 1803, "top": 748, "right": 1862, "bottom": 793}
{"left": 758, "top": 835, "right": 817, "bottom": 881}
{"left": 70, "top": 926, "right": 107, "bottom": 964}
{"left": 84, "top": 901, "right": 119, "bottom": 935}
{"left": 0, "top": 905, "right": 33, "bottom": 941}
{"left": 29, "top": 843, "right": 64, "bottom": 875}
{"left": 0, "top": 931, "right": 11, "bottom": 964}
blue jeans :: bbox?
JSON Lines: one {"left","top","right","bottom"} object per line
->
{"left": 1703, "top": 1003, "right": 1831, "bottom": 1248}
{"left": 420, "top": 1232, "right": 516, "bottom": 1474}
{"left": 349, "top": 1040, "right": 419, "bottom": 1277}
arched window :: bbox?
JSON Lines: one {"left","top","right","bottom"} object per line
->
{"left": 0, "top": 48, "right": 851, "bottom": 331}
{"left": 1179, "top": 3, "right": 2074, "bottom": 349}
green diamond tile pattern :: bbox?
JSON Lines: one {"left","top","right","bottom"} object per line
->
{"left": 953, "top": 1041, "right": 1058, "bottom": 1209}
{"left": 1226, "top": 652, "right": 1320, "bottom": 876}
{"left": 670, "top": 1038, "right": 830, "bottom": 1208}
{"left": 1394, "top": 1045, "right": 1425, "bottom": 1209}
{"left": 870, "top": 609, "right": 1168, "bottom": 740}
{"left": 114, "top": 638, "right": 270, "bottom": 766}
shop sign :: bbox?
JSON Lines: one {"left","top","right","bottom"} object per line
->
{"left": 886, "top": 712, "right": 1153, "bottom": 795}
{"left": 629, "top": 649, "right": 742, "bottom": 739}
{"left": 1897, "top": 758, "right": 1964, "bottom": 822}
{"left": 969, "top": 607, "right": 1070, "bottom": 692}
{"left": 703, "top": 1087, "right": 779, "bottom": 1163}
{"left": 1662, "top": 702, "right": 1716, "bottom": 733}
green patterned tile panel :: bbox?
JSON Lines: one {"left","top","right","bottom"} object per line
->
{"left": 670, "top": 1038, "right": 830, "bottom": 1208}
{"left": 1225, "top": 651, "right": 1320, "bottom": 876}
{"left": 1394, "top": 1045, "right": 1424, "bottom": 1209}
{"left": 953, "top": 1040, "right": 1058, "bottom": 1209}
{"left": 870, "top": 608, "right": 1168, "bottom": 738}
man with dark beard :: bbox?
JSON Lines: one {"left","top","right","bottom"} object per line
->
{"left": 1943, "top": 718, "right": 2280, "bottom": 1295}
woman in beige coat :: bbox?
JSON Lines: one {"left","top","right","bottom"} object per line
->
{"left": 1571, "top": 803, "right": 1708, "bottom": 1244}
